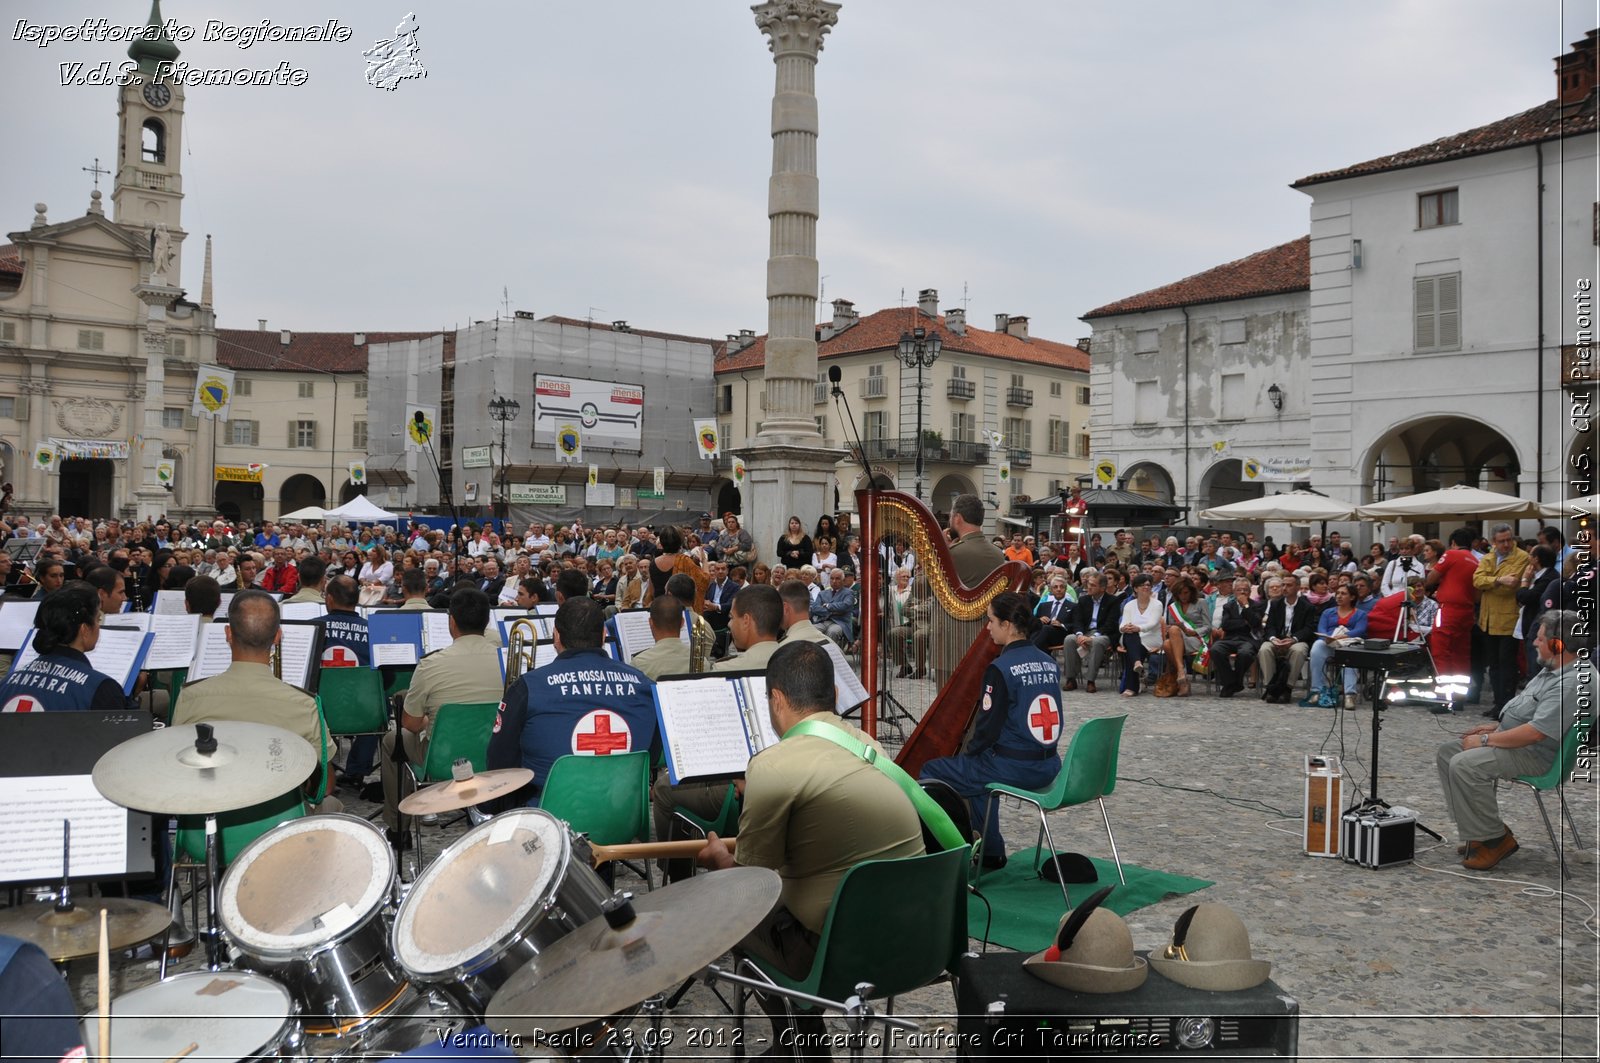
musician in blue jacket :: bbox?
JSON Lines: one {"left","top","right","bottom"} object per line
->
{"left": 488, "top": 595, "right": 659, "bottom": 805}
{"left": 920, "top": 591, "right": 1063, "bottom": 869}
{"left": 0, "top": 583, "right": 126, "bottom": 712}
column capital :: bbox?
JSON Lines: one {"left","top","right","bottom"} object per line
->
{"left": 752, "top": 0, "right": 841, "bottom": 56}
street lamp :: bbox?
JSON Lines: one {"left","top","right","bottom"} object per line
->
{"left": 487, "top": 395, "right": 521, "bottom": 523}
{"left": 897, "top": 325, "right": 942, "bottom": 501}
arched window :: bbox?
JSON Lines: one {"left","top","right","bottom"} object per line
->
{"left": 141, "top": 119, "right": 165, "bottom": 164}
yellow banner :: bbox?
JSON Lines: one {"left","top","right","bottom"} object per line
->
{"left": 214, "top": 463, "right": 266, "bottom": 483}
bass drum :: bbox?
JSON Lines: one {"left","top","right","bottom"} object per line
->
{"left": 219, "top": 813, "right": 407, "bottom": 1036}
{"left": 82, "top": 970, "right": 299, "bottom": 1062}
{"left": 392, "top": 807, "right": 613, "bottom": 1016}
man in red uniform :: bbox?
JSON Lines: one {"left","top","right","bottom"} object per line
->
{"left": 1426, "top": 528, "right": 1478, "bottom": 683}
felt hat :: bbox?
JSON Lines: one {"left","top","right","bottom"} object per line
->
{"left": 1039, "top": 852, "right": 1098, "bottom": 884}
{"left": 1023, "top": 887, "right": 1147, "bottom": 993}
{"left": 1148, "top": 903, "right": 1271, "bottom": 991}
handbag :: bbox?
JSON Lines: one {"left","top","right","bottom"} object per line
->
{"left": 1153, "top": 669, "right": 1178, "bottom": 698}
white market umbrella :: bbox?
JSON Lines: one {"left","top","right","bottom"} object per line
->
{"left": 1357, "top": 484, "right": 1545, "bottom": 522}
{"left": 1538, "top": 493, "right": 1598, "bottom": 519}
{"left": 324, "top": 495, "right": 398, "bottom": 522}
{"left": 278, "top": 505, "right": 326, "bottom": 522}
{"left": 1197, "top": 490, "right": 1358, "bottom": 522}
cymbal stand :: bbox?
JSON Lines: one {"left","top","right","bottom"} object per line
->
{"left": 202, "top": 813, "right": 224, "bottom": 969}
{"left": 705, "top": 963, "right": 917, "bottom": 1062}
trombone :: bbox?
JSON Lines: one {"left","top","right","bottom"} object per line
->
{"left": 505, "top": 617, "right": 540, "bottom": 688}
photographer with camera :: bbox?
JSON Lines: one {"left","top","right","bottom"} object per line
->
{"left": 1380, "top": 536, "right": 1425, "bottom": 597}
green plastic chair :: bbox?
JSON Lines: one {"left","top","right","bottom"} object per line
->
{"left": 164, "top": 668, "right": 187, "bottom": 725}
{"left": 674, "top": 783, "right": 741, "bottom": 839}
{"left": 402, "top": 701, "right": 501, "bottom": 858}
{"left": 741, "top": 846, "right": 969, "bottom": 1040}
{"left": 540, "top": 751, "right": 651, "bottom": 848}
{"left": 1510, "top": 721, "right": 1590, "bottom": 880}
{"left": 984, "top": 714, "right": 1128, "bottom": 908}
{"left": 384, "top": 666, "right": 415, "bottom": 701}
{"left": 174, "top": 788, "right": 308, "bottom": 867}
{"left": 317, "top": 666, "right": 389, "bottom": 736}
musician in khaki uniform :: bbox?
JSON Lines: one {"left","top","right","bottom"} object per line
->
{"left": 778, "top": 580, "right": 833, "bottom": 647}
{"left": 281, "top": 556, "right": 327, "bottom": 605}
{"left": 631, "top": 596, "right": 691, "bottom": 681}
{"left": 173, "top": 590, "right": 334, "bottom": 800}
{"left": 920, "top": 493, "right": 1006, "bottom": 682}
{"left": 379, "top": 588, "right": 504, "bottom": 838}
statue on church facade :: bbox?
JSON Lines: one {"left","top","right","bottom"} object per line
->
{"left": 150, "top": 223, "right": 176, "bottom": 283}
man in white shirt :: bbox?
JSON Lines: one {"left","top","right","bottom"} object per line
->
{"left": 1380, "top": 539, "right": 1425, "bottom": 597}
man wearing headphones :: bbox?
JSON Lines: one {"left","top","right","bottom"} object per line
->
{"left": 1436, "top": 609, "right": 1589, "bottom": 871}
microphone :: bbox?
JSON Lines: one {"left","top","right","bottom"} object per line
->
{"left": 828, "top": 363, "right": 842, "bottom": 397}
{"left": 828, "top": 362, "right": 875, "bottom": 490}
{"left": 413, "top": 408, "right": 431, "bottom": 442}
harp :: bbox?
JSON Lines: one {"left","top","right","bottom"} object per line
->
{"left": 858, "top": 489, "right": 1031, "bottom": 776}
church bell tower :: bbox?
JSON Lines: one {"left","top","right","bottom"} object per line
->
{"left": 111, "top": 0, "right": 186, "bottom": 274}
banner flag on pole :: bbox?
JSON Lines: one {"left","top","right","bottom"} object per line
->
{"left": 156, "top": 460, "right": 175, "bottom": 486}
{"left": 555, "top": 424, "right": 582, "bottom": 464}
{"left": 191, "top": 366, "right": 236, "bottom": 421}
{"left": 405, "top": 404, "right": 437, "bottom": 450}
{"left": 653, "top": 467, "right": 666, "bottom": 495}
{"left": 32, "top": 442, "right": 57, "bottom": 473}
{"left": 693, "top": 419, "right": 720, "bottom": 460}
{"left": 997, "top": 460, "right": 1011, "bottom": 486}
{"left": 732, "top": 456, "right": 747, "bottom": 485}
{"left": 348, "top": 460, "right": 367, "bottom": 485}
{"left": 587, "top": 463, "right": 599, "bottom": 487}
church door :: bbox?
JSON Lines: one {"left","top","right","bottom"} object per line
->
{"left": 59, "top": 458, "right": 114, "bottom": 517}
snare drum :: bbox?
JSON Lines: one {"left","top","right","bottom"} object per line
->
{"left": 392, "top": 807, "right": 613, "bottom": 1015}
{"left": 82, "top": 971, "right": 298, "bottom": 1062}
{"left": 219, "top": 813, "right": 407, "bottom": 1035}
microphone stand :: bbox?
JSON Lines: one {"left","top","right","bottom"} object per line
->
{"left": 831, "top": 382, "right": 915, "bottom": 738}
{"left": 414, "top": 416, "right": 465, "bottom": 582}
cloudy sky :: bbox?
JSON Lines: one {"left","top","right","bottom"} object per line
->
{"left": 2, "top": 1, "right": 1590, "bottom": 344}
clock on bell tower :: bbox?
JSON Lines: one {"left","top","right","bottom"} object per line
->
{"left": 111, "top": 0, "right": 186, "bottom": 273}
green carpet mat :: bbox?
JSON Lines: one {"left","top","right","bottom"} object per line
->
{"left": 967, "top": 848, "right": 1212, "bottom": 953}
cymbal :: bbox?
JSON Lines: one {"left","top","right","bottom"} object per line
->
{"left": 487, "top": 866, "right": 780, "bottom": 1035}
{"left": 0, "top": 898, "right": 171, "bottom": 962}
{"left": 94, "top": 721, "right": 318, "bottom": 815}
{"left": 399, "top": 768, "right": 534, "bottom": 816}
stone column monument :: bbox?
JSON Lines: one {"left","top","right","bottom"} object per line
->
{"left": 739, "top": 0, "right": 846, "bottom": 549}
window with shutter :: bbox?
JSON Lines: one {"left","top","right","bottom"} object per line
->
{"left": 236, "top": 378, "right": 252, "bottom": 396}
{"left": 2, "top": 321, "right": 18, "bottom": 342}
{"left": 353, "top": 421, "right": 368, "bottom": 449}
{"left": 286, "top": 420, "right": 298, "bottom": 447}
{"left": 0, "top": 397, "right": 13, "bottom": 419}
{"left": 1414, "top": 273, "right": 1461, "bottom": 353}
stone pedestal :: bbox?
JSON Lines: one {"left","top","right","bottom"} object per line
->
{"left": 742, "top": 442, "right": 845, "bottom": 555}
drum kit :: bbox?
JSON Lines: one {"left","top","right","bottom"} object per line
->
{"left": 56, "top": 722, "right": 924, "bottom": 1061}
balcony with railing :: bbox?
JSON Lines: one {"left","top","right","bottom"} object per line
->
{"left": 1008, "top": 447, "right": 1033, "bottom": 467}
{"left": 946, "top": 378, "right": 975, "bottom": 401}
{"left": 1005, "top": 386, "right": 1034, "bottom": 408}
{"left": 855, "top": 437, "right": 990, "bottom": 465}
{"left": 860, "top": 375, "right": 888, "bottom": 400}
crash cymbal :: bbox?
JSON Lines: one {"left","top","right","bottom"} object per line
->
{"left": 487, "top": 866, "right": 780, "bottom": 1035}
{"left": 93, "top": 722, "right": 318, "bottom": 815}
{"left": 0, "top": 898, "right": 171, "bottom": 962}
{"left": 398, "top": 768, "right": 534, "bottom": 816}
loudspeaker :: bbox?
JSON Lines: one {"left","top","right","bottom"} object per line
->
{"left": 956, "top": 952, "right": 1298, "bottom": 1059}
{"left": 1302, "top": 754, "right": 1342, "bottom": 858}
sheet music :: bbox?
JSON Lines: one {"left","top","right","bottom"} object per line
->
{"left": 212, "top": 592, "right": 236, "bottom": 620}
{"left": 103, "top": 614, "right": 152, "bottom": 634}
{"left": 186, "top": 622, "right": 234, "bottom": 682}
{"left": 0, "top": 600, "right": 40, "bottom": 650}
{"left": 532, "top": 603, "right": 559, "bottom": 618}
{"left": 421, "top": 612, "right": 455, "bottom": 654}
{"left": 277, "top": 623, "right": 318, "bottom": 691}
{"left": 372, "top": 642, "right": 418, "bottom": 667}
{"left": 280, "top": 602, "right": 325, "bottom": 622}
{"left": 369, "top": 611, "right": 424, "bottom": 668}
{"left": 143, "top": 614, "right": 201, "bottom": 671}
{"left": 534, "top": 641, "right": 557, "bottom": 669}
{"left": 12, "top": 628, "right": 149, "bottom": 694}
{"left": 152, "top": 589, "right": 189, "bottom": 616}
{"left": 822, "top": 641, "right": 870, "bottom": 714}
{"left": 654, "top": 677, "right": 756, "bottom": 783}
{"left": 741, "top": 675, "right": 781, "bottom": 750}
{"left": 0, "top": 776, "right": 127, "bottom": 880}
{"left": 611, "top": 610, "right": 655, "bottom": 664}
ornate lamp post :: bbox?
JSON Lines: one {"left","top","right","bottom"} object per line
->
{"left": 897, "top": 325, "right": 942, "bottom": 501}
{"left": 487, "top": 395, "right": 520, "bottom": 522}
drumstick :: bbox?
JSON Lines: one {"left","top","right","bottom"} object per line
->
{"left": 588, "top": 837, "right": 737, "bottom": 867}
{"left": 97, "top": 908, "right": 110, "bottom": 1063}
{"left": 160, "top": 1043, "right": 199, "bottom": 1063}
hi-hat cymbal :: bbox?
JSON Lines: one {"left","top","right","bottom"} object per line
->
{"left": 398, "top": 768, "right": 533, "bottom": 816}
{"left": 0, "top": 898, "right": 171, "bottom": 962}
{"left": 93, "top": 722, "right": 317, "bottom": 815}
{"left": 487, "top": 866, "right": 780, "bottom": 1035}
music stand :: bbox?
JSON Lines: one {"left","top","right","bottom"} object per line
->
{"left": 1333, "top": 642, "right": 1444, "bottom": 841}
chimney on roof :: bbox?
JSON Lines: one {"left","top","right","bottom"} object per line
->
{"left": 279, "top": 329, "right": 291, "bottom": 346}
{"left": 1556, "top": 29, "right": 1598, "bottom": 106}
{"left": 994, "top": 313, "right": 1010, "bottom": 334}
{"left": 353, "top": 332, "right": 366, "bottom": 346}
{"left": 946, "top": 307, "right": 966, "bottom": 336}
{"left": 738, "top": 329, "right": 756, "bottom": 350}
{"left": 1077, "top": 336, "right": 1092, "bottom": 353}
{"left": 831, "top": 298, "right": 857, "bottom": 331}
{"left": 918, "top": 288, "right": 938, "bottom": 318}
{"left": 612, "top": 320, "right": 631, "bottom": 333}
{"left": 1005, "top": 315, "right": 1030, "bottom": 340}
{"left": 258, "top": 319, "right": 267, "bottom": 331}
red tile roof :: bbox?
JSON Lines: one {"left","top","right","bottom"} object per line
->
{"left": 0, "top": 245, "right": 21, "bottom": 276}
{"left": 539, "top": 315, "right": 723, "bottom": 348}
{"left": 215, "top": 328, "right": 452, "bottom": 373}
{"left": 1292, "top": 94, "right": 1597, "bottom": 188}
{"left": 1081, "top": 236, "right": 1309, "bottom": 319}
{"left": 714, "top": 306, "right": 1089, "bottom": 375}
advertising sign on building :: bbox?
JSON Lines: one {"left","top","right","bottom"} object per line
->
{"left": 510, "top": 484, "right": 567, "bottom": 505}
{"left": 533, "top": 375, "right": 645, "bottom": 452}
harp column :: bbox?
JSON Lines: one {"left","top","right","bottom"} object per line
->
{"left": 738, "top": 0, "right": 847, "bottom": 549}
